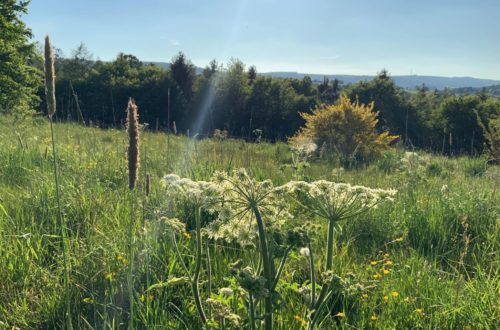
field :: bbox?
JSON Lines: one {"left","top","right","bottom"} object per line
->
{"left": 0, "top": 115, "right": 498, "bottom": 329}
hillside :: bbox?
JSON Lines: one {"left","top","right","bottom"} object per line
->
{"left": 147, "top": 62, "right": 500, "bottom": 89}
{"left": 0, "top": 117, "right": 498, "bottom": 328}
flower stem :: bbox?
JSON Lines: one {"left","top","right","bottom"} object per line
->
{"left": 50, "top": 119, "right": 73, "bottom": 330}
{"left": 249, "top": 294, "right": 256, "bottom": 330}
{"left": 192, "top": 206, "right": 207, "bottom": 324}
{"left": 308, "top": 241, "right": 316, "bottom": 308}
{"left": 251, "top": 204, "right": 273, "bottom": 330}
{"left": 312, "top": 220, "right": 335, "bottom": 318}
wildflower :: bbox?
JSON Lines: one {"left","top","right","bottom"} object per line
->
{"left": 390, "top": 291, "right": 399, "bottom": 298}
{"left": 219, "top": 287, "right": 234, "bottom": 297}
{"left": 373, "top": 273, "right": 382, "bottom": 279}
{"left": 441, "top": 184, "right": 450, "bottom": 193}
{"left": 383, "top": 295, "right": 388, "bottom": 301}
{"left": 334, "top": 311, "right": 345, "bottom": 318}
{"left": 105, "top": 272, "right": 114, "bottom": 281}
{"left": 183, "top": 231, "right": 191, "bottom": 240}
{"left": 294, "top": 314, "right": 304, "bottom": 323}
{"left": 370, "top": 260, "right": 378, "bottom": 266}
{"left": 371, "top": 314, "right": 377, "bottom": 321}
{"left": 415, "top": 308, "right": 424, "bottom": 315}
{"left": 205, "top": 298, "right": 241, "bottom": 327}
{"left": 385, "top": 260, "right": 393, "bottom": 265}
{"left": 362, "top": 293, "right": 369, "bottom": 299}
{"left": 83, "top": 297, "right": 93, "bottom": 303}
{"left": 383, "top": 253, "right": 390, "bottom": 258}
{"left": 383, "top": 269, "right": 391, "bottom": 275}
{"left": 116, "top": 255, "right": 127, "bottom": 266}
{"left": 299, "top": 247, "right": 310, "bottom": 257}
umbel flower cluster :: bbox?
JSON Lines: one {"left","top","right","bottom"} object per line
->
{"left": 159, "top": 169, "right": 397, "bottom": 329}
{"left": 280, "top": 180, "right": 397, "bottom": 222}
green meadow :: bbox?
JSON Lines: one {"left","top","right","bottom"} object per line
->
{"left": 0, "top": 116, "right": 498, "bottom": 329}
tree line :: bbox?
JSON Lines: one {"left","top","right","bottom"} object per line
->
{"left": 38, "top": 46, "right": 498, "bottom": 155}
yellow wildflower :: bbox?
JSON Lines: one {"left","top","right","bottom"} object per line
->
{"left": 183, "top": 231, "right": 191, "bottom": 240}
{"left": 383, "top": 253, "right": 390, "bottom": 258}
{"left": 415, "top": 308, "right": 424, "bottom": 315}
{"left": 373, "top": 273, "right": 382, "bottom": 279}
{"left": 105, "top": 272, "right": 114, "bottom": 281}
{"left": 390, "top": 291, "right": 399, "bottom": 298}
{"left": 334, "top": 311, "right": 345, "bottom": 318}
{"left": 371, "top": 314, "right": 377, "bottom": 321}
{"left": 383, "top": 295, "right": 388, "bottom": 301}
{"left": 385, "top": 260, "right": 393, "bottom": 265}
{"left": 362, "top": 293, "right": 369, "bottom": 299}
{"left": 370, "top": 261, "right": 378, "bottom": 266}
{"left": 383, "top": 269, "right": 391, "bottom": 275}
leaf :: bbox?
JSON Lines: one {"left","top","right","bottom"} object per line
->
{"left": 146, "top": 276, "right": 191, "bottom": 291}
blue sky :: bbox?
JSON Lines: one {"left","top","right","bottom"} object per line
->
{"left": 24, "top": 0, "right": 500, "bottom": 79}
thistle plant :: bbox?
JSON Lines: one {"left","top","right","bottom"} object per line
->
{"left": 281, "top": 180, "right": 397, "bottom": 328}
{"left": 45, "top": 35, "right": 73, "bottom": 330}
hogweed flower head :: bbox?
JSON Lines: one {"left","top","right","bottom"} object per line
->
{"left": 280, "top": 180, "right": 397, "bottom": 222}
{"left": 207, "top": 169, "right": 291, "bottom": 244}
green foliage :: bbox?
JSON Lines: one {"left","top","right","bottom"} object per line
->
{"left": 0, "top": 0, "right": 41, "bottom": 114}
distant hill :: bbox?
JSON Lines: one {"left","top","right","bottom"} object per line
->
{"left": 451, "top": 85, "right": 500, "bottom": 97}
{"left": 262, "top": 72, "right": 500, "bottom": 90}
{"left": 146, "top": 62, "right": 500, "bottom": 90}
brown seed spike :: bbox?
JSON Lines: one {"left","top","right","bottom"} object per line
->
{"left": 44, "top": 35, "right": 56, "bottom": 118}
{"left": 126, "top": 98, "right": 140, "bottom": 190}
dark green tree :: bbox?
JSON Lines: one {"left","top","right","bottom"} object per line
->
{"left": 0, "top": 0, "right": 41, "bottom": 113}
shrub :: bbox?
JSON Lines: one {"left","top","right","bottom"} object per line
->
{"left": 477, "top": 115, "right": 500, "bottom": 164}
{"left": 290, "top": 94, "right": 398, "bottom": 163}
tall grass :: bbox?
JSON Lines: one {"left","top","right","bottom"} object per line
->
{"left": 0, "top": 116, "right": 498, "bottom": 329}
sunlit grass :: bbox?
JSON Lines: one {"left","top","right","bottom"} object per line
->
{"left": 0, "top": 116, "right": 498, "bottom": 329}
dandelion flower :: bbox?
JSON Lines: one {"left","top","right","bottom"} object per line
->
{"left": 390, "top": 291, "right": 399, "bottom": 298}
{"left": 105, "top": 272, "right": 114, "bottom": 281}
{"left": 385, "top": 260, "right": 393, "bottom": 265}
{"left": 334, "top": 311, "right": 345, "bottom": 318}
{"left": 370, "top": 260, "right": 378, "bottom": 266}
{"left": 383, "top": 295, "right": 388, "bottom": 301}
{"left": 183, "top": 232, "right": 191, "bottom": 240}
{"left": 383, "top": 253, "right": 390, "bottom": 258}
{"left": 362, "top": 293, "right": 369, "bottom": 299}
{"left": 383, "top": 269, "right": 391, "bottom": 275}
{"left": 373, "top": 273, "right": 382, "bottom": 279}
{"left": 415, "top": 308, "right": 424, "bottom": 315}
{"left": 371, "top": 314, "right": 377, "bottom": 321}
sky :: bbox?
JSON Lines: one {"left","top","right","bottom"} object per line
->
{"left": 24, "top": 0, "right": 500, "bottom": 79}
